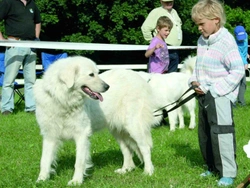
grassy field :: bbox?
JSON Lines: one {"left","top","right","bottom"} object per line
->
{"left": 1, "top": 84, "right": 250, "bottom": 188}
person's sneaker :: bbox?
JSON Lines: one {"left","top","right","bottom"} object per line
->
{"left": 2, "top": 111, "right": 12, "bottom": 115}
{"left": 200, "top": 170, "right": 212, "bottom": 177}
{"left": 217, "top": 177, "right": 234, "bottom": 186}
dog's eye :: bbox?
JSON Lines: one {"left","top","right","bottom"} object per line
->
{"left": 89, "top": 73, "right": 94, "bottom": 77}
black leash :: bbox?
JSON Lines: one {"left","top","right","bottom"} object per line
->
{"left": 154, "top": 85, "right": 198, "bottom": 117}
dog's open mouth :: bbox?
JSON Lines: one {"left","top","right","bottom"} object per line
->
{"left": 81, "top": 86, "right": 103, "bottom": 101}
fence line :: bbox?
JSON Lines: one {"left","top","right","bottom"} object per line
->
{"left": 0, "top": 40, "right": 197, "bottom": 51}
{"left": 1, "top": 41, "right": 249, "bottom": 82}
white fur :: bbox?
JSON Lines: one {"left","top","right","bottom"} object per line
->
{"left": 243, "top": 140, "right": 250, "bottom": 158}
{"left": 180, "top": 55, "right": 197, "bottom": 75}
{"left": 137, "top": 55, "right": 197, "bottom": 131}
{"left": 34, "top": 56, "right": 160, "bottom": 185}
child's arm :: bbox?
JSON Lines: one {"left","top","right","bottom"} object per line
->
{"left": 145, "top": 43, "right": 164, "bottom": 58}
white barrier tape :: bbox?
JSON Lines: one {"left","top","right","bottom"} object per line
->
{"left": 0, "top": 40, "right": 197, "bottom": 51}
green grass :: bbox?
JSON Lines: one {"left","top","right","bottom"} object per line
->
{"left": 1, "top": 85, "right": 250, "bottom": 188}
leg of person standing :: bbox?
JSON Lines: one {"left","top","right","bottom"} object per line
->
{"left": 197, "top": 95, "right": 217, "bottom": 174}
{"left": 237, "top": 75, "right": 246, "bottom": 106}
{"left": 167, "top": 50, "right": 179, "bottom": 73}
{"left": 1, "top": 47, "right": 23, "bottom": 114}
{"left": 199, "top": 91, "right": 237, "bottom": 185}
{"left": 1, "top": 46, "right": 36, "bottom": 114}
{"left": 23, "top": 49, "right": 36, "bottom": 112}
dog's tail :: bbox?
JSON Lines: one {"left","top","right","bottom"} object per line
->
{"left": 180, "top": 55, "right": 197, "bottom": 75}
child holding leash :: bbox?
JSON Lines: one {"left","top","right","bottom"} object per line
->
{"left": 145, "top": 16, "right": 173, "bottom": 74}
{"left": 189, "top": 0, "right": 245, "bottom": 186}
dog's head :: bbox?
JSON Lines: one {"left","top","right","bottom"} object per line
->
{"left": 46, "top": 56, "right": 109, "bottom": 102}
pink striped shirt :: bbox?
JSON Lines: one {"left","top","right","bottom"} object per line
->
{"left": 189, "top": 27, "right": 245, "bottom": 102}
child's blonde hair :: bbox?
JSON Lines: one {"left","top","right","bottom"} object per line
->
{"left": 156, "top": 16, "right": 173, "bottom": 30}
{"left": 191, "top": 0, "right": 226, "bottom": 27}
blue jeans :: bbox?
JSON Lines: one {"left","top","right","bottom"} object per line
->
{"left": 1, "top": 45, "right": 36, "bottom": 112}
{"left": 167, "top": 50, "right": 179, "bottom": 73}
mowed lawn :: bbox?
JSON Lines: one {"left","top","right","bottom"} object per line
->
{"left": 0, "top": 82, "right": 250, "bottom": 188}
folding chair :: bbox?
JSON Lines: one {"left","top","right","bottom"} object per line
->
{"left": 41, "top": 52, "right": 68, "bottom": 71}
{"left": 0, "top": 53, "right": 25, "bottom": 105}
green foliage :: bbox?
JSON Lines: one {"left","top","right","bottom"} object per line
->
{"left": 0, "top": 0, "right": 249, "bottom": 46}
{"left": 35, "top": 0, "right": 159, "bottom": 45}
{"left": 32, "top": 0, "right": 250, "bottom": 59}
{"left": 1, "top": 1, "right": 249, "bottom": 56}
{"left": 225, "top": 5, "right": 250, "bottom": 38}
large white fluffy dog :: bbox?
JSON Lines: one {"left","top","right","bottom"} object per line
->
{"left": 34, "top": 56, "right": 160, "bottom": 185}
{"left": 137, "top": 55, "right": 197, "bottom": 131}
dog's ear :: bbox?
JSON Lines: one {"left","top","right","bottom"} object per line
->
{"left": 59, "top": 64, "right": 79, "bottom": 88}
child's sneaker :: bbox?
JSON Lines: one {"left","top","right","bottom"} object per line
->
{"left": 200, "top": 170, "right": 212, "bottom": 177}
{"left": 217, "top": 177, "right": 234, "bottom": 186}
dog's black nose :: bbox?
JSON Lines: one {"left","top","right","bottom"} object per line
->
{"left": 104, "top": 84, "right": 110, "bottom": 91}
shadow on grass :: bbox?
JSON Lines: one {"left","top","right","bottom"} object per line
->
{"left": 12, "top": 101, "right": 25, "bottom": 113}
{"left": 92, "top": 149, "right": 123, "bottom": 167}
{"left": 53, "top": 148, "right": 144, "bottom": 179}
{"left": 54, "top": 149, "right": 122, "bottom": 174}
{"left": 171, "top": 143, "right": 204, "bottom": 166}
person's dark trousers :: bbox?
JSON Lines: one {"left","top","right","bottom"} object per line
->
{"left": 197, "top": 92, "right": 237, "bottom": 178}
{"left": 167, "top": 50, "right": 179, "bottom": 73}
{"left": 237, "top": 74, "right": 246, "bottom": 106}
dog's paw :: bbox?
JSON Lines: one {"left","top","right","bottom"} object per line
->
{"left": 169, "top": 124, "right": 176, "bottom": 131}
{"left": 179, "top": 124, "right": 185, "bottom": 129}
{"left": 115, "top": 165, "right": 135, "bottom": 174}
{"left": 143, "top": 165, "right": 154, "bottom": 176}
{"left": 114, "top": 168, "right": 128, "bottom": 174}
{"left": 188, "top": 124, "right": 196, "bottom": 130}
{"left": 67, "top": 179, "right": 83, "bottom": 186}
{"left": 36, "top": 175, "right": 49, "bottom": 183}
{"left": 169, "top": 128, "right": 176, "bottom": 132}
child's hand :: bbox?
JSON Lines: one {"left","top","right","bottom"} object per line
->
{"left": 155, "top": 43, "right": 164, "bottom": 49}
{"left": 195, "top": 87, "right": 205, "bottom": 95}
{"left": 191, "top": 81, "right": 204, "bottom": 95}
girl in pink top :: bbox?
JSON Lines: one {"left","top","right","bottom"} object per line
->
{"left": 145, "top": 16, "right": 173, "bottom": 73}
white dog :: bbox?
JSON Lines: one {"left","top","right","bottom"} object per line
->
{"left": 137, "top": 55, "right": 197, "bottom": 131}
{"left": 34, "top": 56, "right": 160, "bottom": 185}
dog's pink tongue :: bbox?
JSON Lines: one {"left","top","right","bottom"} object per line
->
{"left": 93, "top": 92, "right": 103, "bottom": 102}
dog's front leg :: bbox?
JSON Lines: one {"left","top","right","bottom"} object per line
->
{"left": 37, "top": 137, "right": 58, "bottom": 182}
{"left": 68, "top": 128, "right": 93, "bottom": 186}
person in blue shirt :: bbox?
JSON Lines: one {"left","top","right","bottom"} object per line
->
{"left": 234, "top": 25, "right": 249, "bottom": 106}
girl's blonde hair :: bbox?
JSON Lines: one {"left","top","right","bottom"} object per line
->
{"left": 191, "top": 0, "right": 226, "bottom": 27}
{"left": 156, "top": 16, "right": 173, "bottom": 30}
